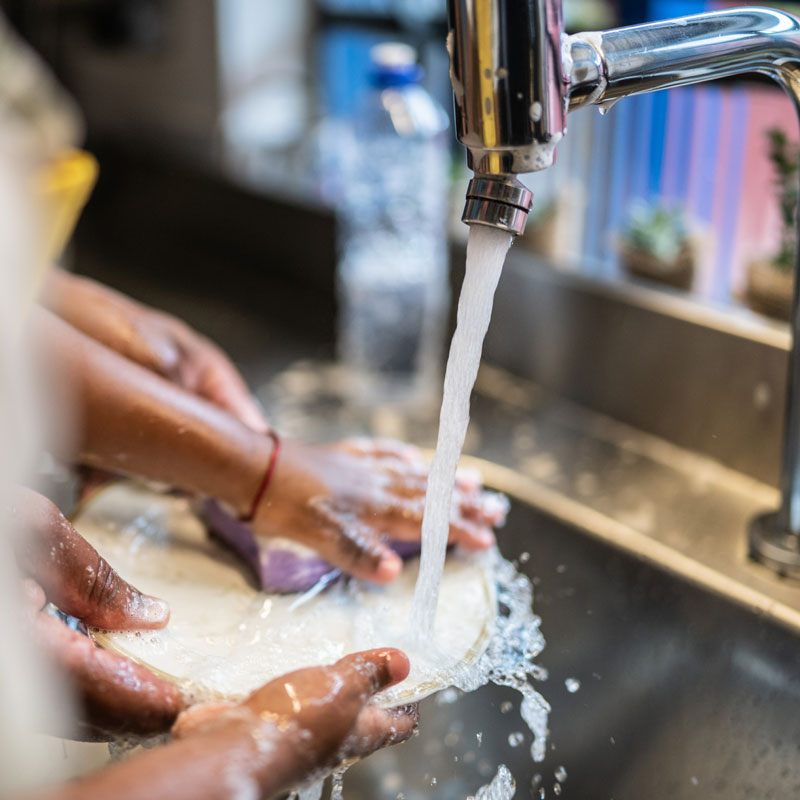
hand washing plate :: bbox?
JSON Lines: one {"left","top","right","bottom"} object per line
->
{"left": 74, "top": 482, "right": 496, "bottom": 707}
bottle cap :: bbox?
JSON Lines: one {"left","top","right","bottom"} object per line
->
{"left": 369, "top": 42, "right": 423, "bottom": 87}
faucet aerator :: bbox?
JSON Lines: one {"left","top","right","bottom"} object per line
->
{"left": 462, "top": 176, "right": 534, "bottom": 236}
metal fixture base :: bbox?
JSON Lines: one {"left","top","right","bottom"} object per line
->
{"left": 749, "top": 512, "right": 800, "bottom": 579}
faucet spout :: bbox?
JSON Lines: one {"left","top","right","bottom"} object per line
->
{"left": 448, "top": 2, "right": 800, "bottom": 577}
{"left": 561, "top": 7, "right": 800, "bottom": 577}
{"left": 447, "top": 0, "right": 567, "bottom": 233}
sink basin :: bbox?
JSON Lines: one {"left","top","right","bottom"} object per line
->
{"left": 344, "top": 496, "right": 800, "bottom": 799}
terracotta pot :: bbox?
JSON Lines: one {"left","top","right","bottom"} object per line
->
{"left": 620, "top": 242, "right": 695, "bottom": 291}
{"left": 745, "top": 259, "right": 794, "bottom": 321}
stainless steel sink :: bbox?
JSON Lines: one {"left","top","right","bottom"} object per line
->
{"left": 344, "top": 496, "right": 800, "bottom": 800}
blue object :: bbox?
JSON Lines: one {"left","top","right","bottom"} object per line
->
{"left": 370, "top": 56, "right": 423, "bottom": 87}
{"left": 318, "top": 26, "right": 389, "bottom": 117}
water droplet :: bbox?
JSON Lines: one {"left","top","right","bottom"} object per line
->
{"left": 531, "top": 773, "right": 543, "bottom": 789}
{"left": 538, "top": 789, "right": 546, "bottom": 799}
{"left": 690, "top": 776, "right": 699, "bottom": 786}
{"left": 553, "top": 783, "right": 562, "bottom": 796}
{"left": 431, "top": 777, "right": 438, "bottom": 786}
{"left": 508, "top": 731, "right": 524, "bottom": 747}
{"left": 597, "top": 98, "right": 619, "bottom": 115}
{"left": 476, "top": 731, "right": 483, "bottom": 746}
{"left": 565, "top": 677, "right": 581, "bottom": 693}
{"left": 554, "top": 766, "right": 567, "bottom": 783}
{"left": 556, "top": 564, "right": 567, "bottom": 574}
{"left": 610, "top": 736, "right": 616, "bottom": 745}
{"left": 500, "top": 700, "right": 513, "bottom": 713}
{"left": 519, "top": 551, "right": 530, "bottom": 563}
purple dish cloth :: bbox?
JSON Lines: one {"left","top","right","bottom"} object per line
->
{"left": 202, "top": 499, "right": 422, "bottom": 594}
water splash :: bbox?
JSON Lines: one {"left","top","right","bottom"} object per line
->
{"left": 468, "top": 764, "right": 516, "bottom": 800}
{"left": 449, "top": 553, "right": 550, "bottom": 762}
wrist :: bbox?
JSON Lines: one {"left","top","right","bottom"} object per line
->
{"left": 240, "top": 429, "right": 280, "bottom": 522}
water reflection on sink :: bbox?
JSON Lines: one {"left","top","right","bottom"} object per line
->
{"left": 345, "top": 498, "right": 800, "bottom": 799}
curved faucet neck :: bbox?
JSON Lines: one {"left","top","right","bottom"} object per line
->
{"left": 450, "top": 2, "right": 800, "bottom": 575}
{"left": 568, "top": 8, "right": 800, "bottom": 111}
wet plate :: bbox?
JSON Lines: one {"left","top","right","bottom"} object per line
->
{"left": 73, "top": 482, "right": 496, "bottom": 707}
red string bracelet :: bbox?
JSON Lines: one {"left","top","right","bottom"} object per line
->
{"left": 240, "top": 429, "right": 280, "bottom": 523}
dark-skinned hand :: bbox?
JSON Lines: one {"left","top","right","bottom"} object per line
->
{"left": 173, "top": 648, "right": 419, "bottom": 790}
{"left": 250, "top": 437, "right": 509, "bottom": 582}
{"left": 43, "top": 267, "right": 267, "bottom": 432}
{"left": 11, "top": 487, "right": 182, "bottom": 738}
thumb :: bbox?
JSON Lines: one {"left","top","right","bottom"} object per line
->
{"left": 11, "top": 487, "right": 170, "bottom": 630}
{"left": 333, "top": 648, "right": 411, "bottom": 702}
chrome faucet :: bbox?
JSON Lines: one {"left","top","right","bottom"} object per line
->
{"left": 449, "top": 2, "right": 800, "bottom": 577}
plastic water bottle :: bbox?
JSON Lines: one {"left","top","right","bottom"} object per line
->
{"left": 336, "top": 43, "right": 450, "bottom": 412}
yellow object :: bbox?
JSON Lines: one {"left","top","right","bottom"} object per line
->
{"left": 32, "top": 148, "right": 98, "bottom": 292}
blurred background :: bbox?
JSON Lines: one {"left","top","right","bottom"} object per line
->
{"left": 4, "top": 1, "right": 800, "bottom": 324}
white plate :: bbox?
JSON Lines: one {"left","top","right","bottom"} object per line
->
{"left": 74, "top": 482, "right": 496, "bottom": 707}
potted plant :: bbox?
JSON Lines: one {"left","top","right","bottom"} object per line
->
{"left": 619, "top": 201, "right": 695, "bottom": 291}
{"left": 745, "top": 128, "right": 797, "bottom": 321}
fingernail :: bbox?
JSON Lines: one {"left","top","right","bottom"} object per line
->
{"left": 382, "top": 649, "right": 411, "bottom": 685}
{"left": 376, "top": 551, "right": 402, "bottom": 583}
{"left": 136, "top": 595, "right": 170, "bottom": 627}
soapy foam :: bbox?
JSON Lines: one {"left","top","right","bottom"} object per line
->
{"left": 74, "top": 483, "right": 495, "bottom": 709}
